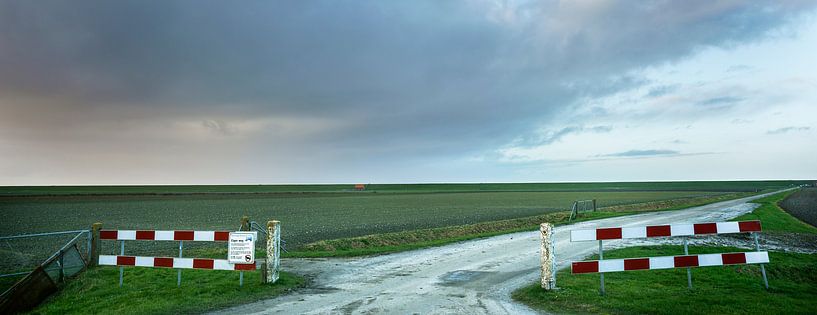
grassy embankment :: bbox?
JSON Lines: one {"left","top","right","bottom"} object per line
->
{"left": 513, "top": 188, "right": 817, "bottom": 314}
{"left": 29, "top": 268, "right": 303, "bottom": 314}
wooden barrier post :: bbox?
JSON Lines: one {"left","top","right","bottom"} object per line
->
{"left": 264, "top": 220, "right": 281, "bottom": 284}
{"left": 540, "top": 223, "right": 556, "bottom": 290}
{"left": 240, "top": 216, "right": 250, "bottom": 231}
{"left": 90, "top": 222, "right": 102, "bottom": 267}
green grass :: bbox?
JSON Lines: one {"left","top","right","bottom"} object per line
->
{"left": 29, "top": 267, "right": 303, "bottom": 314}
{"left": 513, "top": 246, "right": 817, "bottom": 315}
{"left": 734, "top": 189, "right": 817, "bottom": 234}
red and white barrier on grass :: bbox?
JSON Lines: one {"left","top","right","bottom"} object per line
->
{"left": 99, "top": 227, "right": 259, "bottom": 287}
{"left": 571, "top": 251, "right": 769, "bottom": 274}
{"left": 567, "top": 219, "right": 770, "bottom": 294}
{"left": 99, "top": 255, "right": 255, "bottom": 271}
{"left": 570, "top": 220, "right": 761, "bottom": 241}
{"left": 100, "top": 230, "right": 231, "bottom": 241}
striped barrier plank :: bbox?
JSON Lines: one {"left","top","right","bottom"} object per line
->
{"left": 99, "top": 230, "right": 231, "bottom": 242}
{"left": 99, "top": 255, "right": 255, "bottom": 271}
{"left": 570, "top": 220, "right": 761, "bottom": 242}
{"left": 571, "top": 251, "right": 769, "bottom": 274}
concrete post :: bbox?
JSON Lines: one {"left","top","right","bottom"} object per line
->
{"left": 540, "top": 223, "right": 556, "bottom": 290}
{"left": 89, "top": 222, "right": 102, "bottom": 267}
{"left": 265, "top": 220, "right": 281, "bottom": 284}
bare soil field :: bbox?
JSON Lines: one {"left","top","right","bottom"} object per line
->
{"left": 779, "top": 187, "right": 817, "bottom": 228}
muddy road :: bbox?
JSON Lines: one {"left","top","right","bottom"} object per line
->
{"left": 218, "top": 190, "right": 788, "bottom": 315}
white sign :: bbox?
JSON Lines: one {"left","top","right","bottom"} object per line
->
{"left": 228, "top": 231, "right": 257, "bottom": 264}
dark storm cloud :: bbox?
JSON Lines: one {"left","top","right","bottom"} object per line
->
{"left": 0, "top": 0, "right": 814, "bottom": 183}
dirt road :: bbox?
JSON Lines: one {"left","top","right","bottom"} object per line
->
{"left": 219, "top": 191, "right": 784, "bottom": 315}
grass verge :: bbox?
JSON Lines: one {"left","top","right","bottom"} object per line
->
{"left": 29, "top": 267, "right": 304, "bottom": 314}
{"left": 734, "top": 189, "right": 817, "bottom": 234}
{"left": 513, "top": 245, "right": 817, "bottom": 315}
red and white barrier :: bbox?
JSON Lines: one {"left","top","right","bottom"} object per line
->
{"left": 99, "top": 255, "right": 255, "bottom": 271}
{"left": 572, "top": 251, "right": 769, "bottom": 274}
{"left": 99, "top": 230, "right": 230, "bottom": 242}
{"left": 570, "top": 220, "right": 761, "bottom": 242}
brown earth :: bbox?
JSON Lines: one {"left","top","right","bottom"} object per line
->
{"left": 779, "top": 187, "right": 817, "bottom": 228}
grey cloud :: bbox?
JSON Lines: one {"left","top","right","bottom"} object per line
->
{"left": 731, "top": 118, "right": 754, "bottom": 124}
{"left": 646, "top": 85, "right": 679, "bottom": 97}
{"left": 518, "top": 125, "right": 613, "bottom": 147}
{"left": 600, "top": 149, "right": 681, "bottom": 157}
{"left": 201, "top": 120, "right": 235, "bottom": 136}
{"left": 0, "top": 0, "right": 815, "bottom": 183}
{"left": 697, "top": 96, "right": 744, "bottom": 107}
{"left": 767, "top": 126, "right": 811, "bottom": 134}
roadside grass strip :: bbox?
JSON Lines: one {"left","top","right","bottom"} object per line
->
{"left": 29, "top": 267, "right": 304, "bottom": 314}
{"left": 513, "top": 245, "right": 817, "bottom": 315}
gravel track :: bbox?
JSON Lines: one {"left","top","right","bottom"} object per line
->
{"left": 216, "top": 190, "right": 790, "bottom": 315}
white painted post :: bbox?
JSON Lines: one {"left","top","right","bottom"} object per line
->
{"left": 265, "top": 220, "right": 281, "bottom": 284}
{"left": 540, "top": 223, "right": 556, "bottom": 290}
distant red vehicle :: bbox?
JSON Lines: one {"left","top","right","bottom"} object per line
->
{"left": 354, "top": 184, "right": 366, "bottom": 191}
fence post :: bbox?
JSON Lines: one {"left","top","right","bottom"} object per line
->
{"left": 540, "top": 223, "right": 556, "bottom": 290}
{"left": 684, "top": 238, "right": 692, "bottom": 289}
{"left": 753, "top": 232, "right": 769, "bottom": 289}
{"left": 599, "top": 240, "right": 605, "bottom": 296}
{"left": 592, "top": 199, "right": 597, "bottom": 212}
{"left": 89, "top": 222, "right": 102, "bottom": 267}
{"left": 264, "top": 220, "right": 281, "bottom": 284}
{"left": 240, "top": 216, "right": 250, "bottom": 231}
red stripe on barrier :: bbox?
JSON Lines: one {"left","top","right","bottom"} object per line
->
{"left": 100, "top": 230, "right": 118, "bottom": 240}
{"left": 596, "top": 228, "right": 622, "bottom": 240}
{"left": 117, "top": 256, "right": 136, "bottom": 266}
{"left": 738, "top": 221, "right": 762, "bottom": 232}
{"left": 234, "top": 263, "right": 255, "bottom": 271}
{"left": 214, "top": 231, "right": 230, "bottom": 241}
{"left": 154, "top": 257, "right": 174, "bottom": 268}
{"left": 693, "top": 223, "right": 717, "bottom": 235}
{"left": 624, "top": 258, "right": 651, "bottom": 270}
{"left": 674, "top": 255, "right": 699, "bottom": 267}
{"left": 646, "top": 225, "right": 671, "bottom": 237}
{"left": 193, "top": 259, "right": 214, "bottom": 269}
{"left": 175, "top": 230, "right": 194, "bottom": 241}
{"left": 721, "top": 253, "right": 747, "bottom": 265}
{"left": 572, "top": 261, "right": 599, "bottom": 274}
{"left": 136, "top": 230, "right": 155, "bottom": 240}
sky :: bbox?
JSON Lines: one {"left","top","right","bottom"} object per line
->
{"left": 1, "top": 0, "right": 816, "bottom": 185}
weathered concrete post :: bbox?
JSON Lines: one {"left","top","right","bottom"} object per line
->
{"left": 540, "top": 222, "right": 556, "bottom": 290}
{"left": 89, "top": 222, "right": 102, "bottom": 267}
{"left": 265, "top": 220, "right": 281, "bottom": 284}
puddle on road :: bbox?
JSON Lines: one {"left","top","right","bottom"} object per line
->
{"left": 439, "top": 270, "right": 491, "bottom": 285}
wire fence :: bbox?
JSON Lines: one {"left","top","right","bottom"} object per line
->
{"left": 0, "top": 230, "right": 90, "bottom": 279}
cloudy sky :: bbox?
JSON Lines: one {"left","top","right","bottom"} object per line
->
{"left": 1, "top": 0, "right": 816, "bottom": 185}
